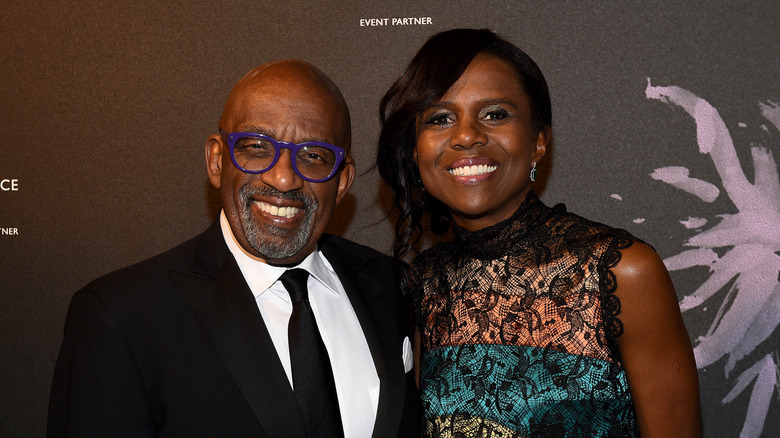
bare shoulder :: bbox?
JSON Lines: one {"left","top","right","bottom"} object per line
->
{"left": 611, "top": 241, "right": 680, "bottom": 320}
{"left": 611, "top": 240, "right": 702, "bottom": 436}
{"left": 610, "top": 240, "right": 687, "bottom": 349}
{"left": 612, "top": 240, "right": 669, "bottom": 285}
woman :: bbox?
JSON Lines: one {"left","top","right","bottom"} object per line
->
{"left": 377, "top": 29, "right": 700, "bottom": 437}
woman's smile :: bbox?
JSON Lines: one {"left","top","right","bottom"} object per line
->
{"left": 446, "top": 157, "right": 499, "bottom": 185}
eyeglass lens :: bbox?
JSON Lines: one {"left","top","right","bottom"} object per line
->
{"left": 233, "top": 136, "right": 338, "bottom": 180}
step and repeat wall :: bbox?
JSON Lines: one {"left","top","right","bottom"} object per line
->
{"left": 2, "top": 1, "right": 778, "bottom": 436}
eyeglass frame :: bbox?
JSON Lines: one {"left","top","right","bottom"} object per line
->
{"left": 219, "top": 130, "right": 347, "bottom": 183}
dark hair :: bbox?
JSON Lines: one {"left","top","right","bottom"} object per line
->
{"left": 376, "top": 28, "right": 552, "bottom": 263}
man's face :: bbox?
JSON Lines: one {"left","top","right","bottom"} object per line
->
{"left": 206, "top": 62, "right": 354, "bottom": 265}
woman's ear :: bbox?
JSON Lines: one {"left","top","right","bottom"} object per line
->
{"left": 532, "top": 126, "right": 551, "bottom": 163}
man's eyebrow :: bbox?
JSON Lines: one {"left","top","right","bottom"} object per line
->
{"left": 239, "top": 125, "right": 333, "bottom": 145}
{"left": 239, "top": 125, "right": 275, "bottom": 137}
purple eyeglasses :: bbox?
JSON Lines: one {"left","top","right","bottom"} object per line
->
{"left": 220, "top": 130, "right": 346, "bottom": 183}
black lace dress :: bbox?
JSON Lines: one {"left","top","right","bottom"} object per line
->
{"left": 411, "top": 192, "right": 640, "bottom": 437}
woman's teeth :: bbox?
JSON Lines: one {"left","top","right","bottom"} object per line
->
{"left": 448, "top": 164, "right": 497, "bottom": 176}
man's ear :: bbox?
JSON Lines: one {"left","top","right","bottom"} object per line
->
{"left": 335, "top": 157, "right": 356, "bottom": 204}
{"left": 205, "top": 135, "right": 223, "bottom": 189}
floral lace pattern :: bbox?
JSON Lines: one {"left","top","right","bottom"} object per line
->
{"left": 411, "top": 193, "right": 639, "bottom": 437}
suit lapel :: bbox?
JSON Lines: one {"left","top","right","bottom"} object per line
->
{"left": 170, "top": 223, "right": 307, "bottom": 438}
{"left": 322, "top": 241, "right": 406, "bottom": 438}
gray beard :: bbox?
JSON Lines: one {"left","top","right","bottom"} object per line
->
{"left": 238, "top": 185, "right": 318, "bottom": 260}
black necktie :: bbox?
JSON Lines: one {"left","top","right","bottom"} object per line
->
{"left": 280, "top": 269, "right": 344, "bottom": 437}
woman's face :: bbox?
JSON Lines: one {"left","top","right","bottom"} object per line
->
{"left": 415, "top": 53, "right": 548, "bottom": 231}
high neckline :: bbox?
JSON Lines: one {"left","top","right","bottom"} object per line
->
{"left": 451, "top": 192, "right": 552, "bottom": 258}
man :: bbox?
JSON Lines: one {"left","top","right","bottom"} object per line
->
{"left": 48, "top": 60, "right": 419, "bottom": 437}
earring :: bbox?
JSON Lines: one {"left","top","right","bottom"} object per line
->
{"left": 414, "top": 166, "right": 426, "bottom": 191}
{"left": 530, "top": 162, "right": 538, "bottom": 182}
{"left": 414, "top": 173, "right": 426, "bottom": 191}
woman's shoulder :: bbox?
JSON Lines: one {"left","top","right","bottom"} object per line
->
{"left": 611, "top": 240, "right": 668, "bottom": 286}
{"left": 545, "top": 204, "right": 641, "bottom": 252}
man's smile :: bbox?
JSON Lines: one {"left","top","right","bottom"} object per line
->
{"left": 254, "top": 200, "right": 301, "bottom": 219}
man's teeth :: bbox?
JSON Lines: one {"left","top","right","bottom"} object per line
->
{"left": 448, "top": 164, "right": 497, "bottom": 176}
{"left": 256, "top": 201, "right": 300, "bottom": 218}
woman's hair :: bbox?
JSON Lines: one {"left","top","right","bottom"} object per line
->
{"left": 377, "top": 28, "right": 552, "bottom": 263}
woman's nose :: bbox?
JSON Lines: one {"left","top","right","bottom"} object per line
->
{"left": 450, "top": 119, "right": 487, "bottom": 149}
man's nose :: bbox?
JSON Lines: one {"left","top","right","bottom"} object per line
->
{"left": 260, "top": 149, "right": 305, "bottom": 192}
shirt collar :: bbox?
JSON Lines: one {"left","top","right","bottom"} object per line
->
{"left": 219, "top": 210, "right": 340, "bottom": 299}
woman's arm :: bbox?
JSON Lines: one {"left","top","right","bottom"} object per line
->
{"left": 613, "top": 242, "right": 701, "bottom": 437}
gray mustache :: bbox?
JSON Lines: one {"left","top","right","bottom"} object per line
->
{"left": 240, "top": 185, "right": 315, "bottom": 207}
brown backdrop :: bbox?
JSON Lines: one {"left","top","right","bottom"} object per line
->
{"left": 2, "top": 1, "right": 778, "bottom": 436}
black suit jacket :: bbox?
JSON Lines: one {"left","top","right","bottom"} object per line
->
{"left": 48, "top": 221, "right": 420, "bottom": 437}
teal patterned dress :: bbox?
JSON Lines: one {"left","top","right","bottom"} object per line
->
{"left": 411, "top": 193, "right": 640, "bottom": 437}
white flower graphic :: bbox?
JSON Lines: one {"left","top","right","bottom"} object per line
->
{"left": 644, "top": 81, "right": 780, "bottom": 437}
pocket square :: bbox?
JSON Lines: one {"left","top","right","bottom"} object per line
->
{"left": 402, "top": 336, "right": 414, "bottom": 373}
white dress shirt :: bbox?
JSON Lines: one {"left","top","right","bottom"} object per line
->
{"left": 219, "top": 212, "right": 380, "bottom": 437}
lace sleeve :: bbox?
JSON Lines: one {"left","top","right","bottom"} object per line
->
{"left": 598, "top": 230, "right": 639, "bottom": 359}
